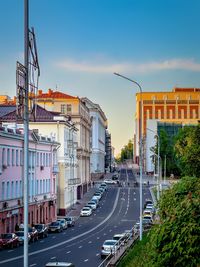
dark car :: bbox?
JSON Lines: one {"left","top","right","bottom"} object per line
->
{"left": 34, "top": 224, "right": 49, "bottom": 238}
{"left": 64, "top": 217, "right": 75, "bottom": 227}
{"left": 0, "top": 233, "right": 20, "bottom": 249}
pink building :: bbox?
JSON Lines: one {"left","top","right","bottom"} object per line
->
{"left": 0, "top": 126, "right": 59, "bottom": 234}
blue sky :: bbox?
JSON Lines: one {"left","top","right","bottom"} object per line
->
{"left": 1, "top": 0, "right": 200, "bottom": 155}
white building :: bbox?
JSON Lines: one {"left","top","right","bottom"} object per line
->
{"left": 82, "top": 98, "right": 107, "bottom": 179}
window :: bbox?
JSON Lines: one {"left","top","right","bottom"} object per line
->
{"left": 16, "top": 150, "right": 19, "bottom": 166}
{"left": 46, "top": 153, "right": 48, "bottom": 166}
{"left": 40, "top": 180, "right": 42, "bottom": 194}
{"left": 2, "top": 182, "right": 5, "bottom": 200}
{"left": 67, "top": 104, "right": 72, "bottom": 113}
{"left": 36, "top": 152, "right": 39, "bottom": 166}
{"left": 20, "top": 150, "right": 23, "bottom": 166}
{"left": 11, "top": 181, "right": 14, "bottom": 198}
{"left": 2, "top": 148, "right": 5, "bottom": 166}
{"left": 43, "top": 153, "right": 45, "bottom": 166}
{"left": 7, "top": 148, "right": 10, "bottom": 166}
{"left": 20, "top": 181, "right": 22, "bottom": 197}
{"left": 6, "top": 182, "right": 10, "bottom": 199}
{"left": 12, "top": 149, "right": 15, "bottom": 166}
{"left": 16, "top": 181, "right": 19, "bottom": 197}
{"left": 61, "top": 104, "right": 66, "bottom": 114}
{"left": 40, "top": 153, "right": 42, "bottom": 166}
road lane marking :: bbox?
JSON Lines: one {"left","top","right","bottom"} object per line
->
{"left": 51, "top": 257, "right": 56, "bottom": 259}
{"left": 79, "top": 245, "right": 83, "bottom": 248}
{"left": 66, "top": 251, "right": 71, "bottom": 254}
{"left": 97, "top": 237, "right": 100, "bottom": 239}
{"left": 29, "top": 264, "right": 37, "bottom": 267}
{"left": 96, "top": 253, "right": 100, "bottom": 256}
{"left": 84, "top": 259, "right": 89, "bottom": 262}
{"left": 0, "top": 189, "right": 120, "bottom": 265}
{"left": 40, "top": 240, "right": 44, "bottom": 243}
{"left": 52, "top": 236, "right": 56, "bottom": 239}
{"left": 88, "top": 241, "right": 92, "bottom": 243}
{"left": 7, "top": 250, "right": 13, "bottom": 253}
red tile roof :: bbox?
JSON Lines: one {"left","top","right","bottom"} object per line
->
{"left": 37, "top": 89, "right": 78, "bottom": 99}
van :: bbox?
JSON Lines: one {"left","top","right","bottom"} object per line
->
{"left": 45, "top": 262, "right": 75, "bottom": 267}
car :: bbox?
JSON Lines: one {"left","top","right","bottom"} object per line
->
{"left": 86, "top": 202, "right": 97, "bottom": 210}
{"left": 95, "top": 189, "right": 104, "bottom": 195}
{"left": 143, "top": 210, "right": 153, "bottom": 217}
{"left": 142, "top": 218, "right": 153, "bottom": 228}
{"left": 113, "top": 233, "right": 128, "bottom": 245}
{"left": 80, "top": 207, "right": 92, "bottom": 216}
{"left": 57, "top": 219, "right": 68, "bottom": 230}
{"left": 64, "top": 217, "right": 75, "bottom": 227}
{"left": 0, "top": 233, "right": 20, "bottom": 249}
{"left": 101, "top": 239, "right": 119, "bottom": 258}
{"left": 45, "top": 262, "right": 75, "bottom": 267}
{"left": 19, "top": 227, "right": 39, "bottom": 242}
{"left": 98, "top": 186, "right": 106, "bottom": 193}
{"left": 91, "top": 197, "right": 99, "bottom": 207}
{"left": 34, "top": 224, "right": 49, "bottom": 238}
{"left": 93, "top": 192, "right": 102, "bottom": 200}
{"left": 144, "top": 200, "right": 153, "bottom": 208}
{"left": 112, "top": 174, "right": 119, "bottom": 180}
{"left": 15, "top": 231, "right": 31, "bottom": 245}
{"left": 104, "top": 179, "right": 117, "bottom": 184}
{"left": 100, "top": 183, "right": 107, "bottom": 190}
{"left": 48, "top": 221, "right": 63, "bottom": 233}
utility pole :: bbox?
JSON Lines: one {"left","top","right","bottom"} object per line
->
{"left": 24, "top": 0, "right": 29, "bottom": 266}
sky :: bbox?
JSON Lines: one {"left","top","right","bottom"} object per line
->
{"left": 1, "top": 0, "right": 200, "bottom": 155}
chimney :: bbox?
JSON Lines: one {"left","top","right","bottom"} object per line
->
{"left": 38, "top": 89, "right": 43, "bottom": 95}
{"left": 48, "top": 89, "right": 53, "bottom": 95}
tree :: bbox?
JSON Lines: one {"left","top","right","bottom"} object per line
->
{"left": 174, "top": 124, "right": 200, "bottom": 177}
{"left": 120, "top": 139, "right": 133, "bottom": 162}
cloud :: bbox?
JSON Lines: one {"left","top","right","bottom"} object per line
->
{"left": 56, "top": 58, "right": 200, "bottom": 74}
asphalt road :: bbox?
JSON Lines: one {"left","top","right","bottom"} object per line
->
{"left": 0, "top": 168, "right": 152, "bottom": 267}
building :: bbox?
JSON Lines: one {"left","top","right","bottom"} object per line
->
{"left": 0, "top": 126, "right": 59, "bottom": 234}
{"left": 0, "top": 104, "right": 79, "bottom": 216}
{"left": 134, "top": 87, "right": 200, "bottom": 171}
{"left": 105, "top": 130, "right": 112, "bottom": 172}
{"left": 35, "top": 89, "right": 91, "bottom": 198}
{"left": 81, "top": 97, "right": 107, "bottom": 180}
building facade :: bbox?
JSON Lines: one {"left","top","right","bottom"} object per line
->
{"left": 134, "top": 88, "right": 200, "bottom": 169}
{"left": 0, "top": 126, "right": 59, "bottom": 234}
{"left": 35, "top": 89, "right": 91, "bottom": 199}
{"left": 81, "top": 97, "right": 107, "bottom": 180}
{"left": 105, "top": 130, "right": 112, "bottom": 172}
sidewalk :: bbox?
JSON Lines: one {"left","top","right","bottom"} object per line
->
{"left": 65, "top": 173, "right": 113, "bottom": 218}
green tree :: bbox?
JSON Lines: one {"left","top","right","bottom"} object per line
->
{"left": 120, "top": 139, "right": 133, "bottom": 162}
{"left": 174, "top": 124, "right": 200, "bottom": 177}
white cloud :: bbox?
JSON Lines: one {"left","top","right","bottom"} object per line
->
{"left": 56, "top": 58, "right": 200, "bottom": 74}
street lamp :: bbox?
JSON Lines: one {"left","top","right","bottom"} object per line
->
{"left": 146, "top": 128, "right": 160, "bottom": 201}
{"left": 114, "top": 72, "right": 143, "bottom": 241}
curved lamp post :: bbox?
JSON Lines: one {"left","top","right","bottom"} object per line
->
{"left": 113, "top": 72, "right": 143, "bottom": 240}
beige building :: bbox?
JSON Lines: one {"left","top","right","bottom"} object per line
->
{"left": 36, "top": 89, "right": 91, "bottom": 199}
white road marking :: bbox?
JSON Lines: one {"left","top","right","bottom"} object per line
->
{"left": 96, "top": 253, "right": 100, "bottom": 256}
{"left": 52, "top": 236, "right": 56, "bottom": 239}
{"left": 103, "top": 233, "right": 106, "bottom": 235}
{"left": 84, "top": 259, "right": 89, "bottom": 262}
{"left": 51, "top": 257, "right": 56, "bottom": 259}
{"left": 109, "top": 229, "right": 112, "bottom": 232}
{"left": 0, "top": 189, "right": 121, "bottom": 265}
{"left": 40, "top": 240, "right": 44, "bottom": 243}
{"left": 79, "top": 245, "right": 83, "bottom": 248}
{"left": 29, "top": 264, "right": 37, "bottom": 267}
{"left": 88, "top": 241, "right": 92, "bottom": 243}
{"left": 97, "top": 237, "right": 100, "bottom": 239}
{"left": 7, "top": 250, "right": 13, "bottom": 253}
{"left": 114, "top": 225, "right": 117, "bottom": 228}
{"left": 62, "top": 232, "right": 66, "bottom": 235}
{"left": 134, "top": 198, "right": 136, "bottom": 201}
{"left": 66, "top": 251, "right": 71, "bottom": 254}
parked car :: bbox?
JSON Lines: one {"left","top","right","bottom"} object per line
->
{"left": 87, "top": 201, "right": 97, "bottom": 210}
{"left": 49, "top": 221, "right": 63, "bottom": 233}
{"left": 19, "top": 227, "right": 39, "bottom": 242}
{"left": 113, "top": 233, "right": 128, "bottom": 245}
{"left": 143, "top": 214, "right": 153, "bottom": 221}
{"left": 93, "top": 192, "right": 102, "bottom": 200}
{"left": 143, "top": 210, "right": 153, "bottom": 217}
{"left": 100, "top": 183, "right": 107, "bottom": 190}
{"left": 15, "top": 231, "right": 31, "bottom": 245}
{"left": 0, "top": 233, "right": 20, "bottom": 249}
{"left": 98, "top": 186, "right": 106, "bottom": 193}
{"left": 64, "top": 217, "right": 75, "bottom": 227}
{"left": 101, "top": 240, "right": 119, "bottom": 258}
{"left": 80, "top": 207, "right": 92, "bottom": 217}
{"left": 112, "top": 174, "right": 119, "bottom": 180}
{"left": 91, "top": 196, "right": 99, "bottom": 206}
{"left": 45, "top": 262, "right": 75, "bottom": 267}
{"left": 57, "top": 219, "right": 68, "bottom": 230}
{"left": 144, "top": 199, "right": 153, "bottom": 209}
{"left": 104, "top": 179, "right": 117, "bottom": 184}
{"left": 34, "top": 224, "right": 49, "bottom": 238}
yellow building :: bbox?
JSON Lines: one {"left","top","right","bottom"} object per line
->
{"left": 134, "top": 88, "right": 200, "bottom": 164}
{"left": 36, "top": 89, "right": 91, "bottom": 199}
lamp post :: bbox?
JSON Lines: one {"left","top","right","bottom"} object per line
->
{"left": 146, "top": 128, "right": 160, "bottom": 201}
{"left": 114, "top": 72, "right": 143, "bottom": 241}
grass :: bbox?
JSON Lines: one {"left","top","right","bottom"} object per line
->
{"left": 117, "top": 233, "right": 151, "bottom": 267}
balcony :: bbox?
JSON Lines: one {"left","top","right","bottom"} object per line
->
{"left": 68, "top": 178, "right": 81, "bottom": 185}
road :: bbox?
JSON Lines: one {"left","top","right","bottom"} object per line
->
{"left": 0, "top": 168, "right": 152, "bottom": 267}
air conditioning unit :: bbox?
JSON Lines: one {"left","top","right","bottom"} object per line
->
{"left": 40, "top": 165, "right": 44, "bottom": 171}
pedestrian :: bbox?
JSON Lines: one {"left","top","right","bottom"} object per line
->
{"left": 15, "top": 223, "right": 19, "bottom": 232}
{"left": 92, "top": 181, "right": 95, "bottom": 188}
{"left": 19, "top": 221, "right": 24, "bottom": 229}
{"left": 147, "top": 180, "right": 149, "bottom": 187}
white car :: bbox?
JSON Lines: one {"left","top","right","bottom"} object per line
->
{"left": 104, "top": 179, "right": 117, "bottom": 184}
{"left": 57, "top": 219, "right": 68, "bottom": 230}
{"left": 93, "top": 192, "right": 102, "bottom": 200}
{"left": 143, "top": 210, "right": 153, "bottom": 216}
{"left": 80, "top": 207, "right": 92, "bottom": 216}
{"left": 101, "top": 239, "right": 119, "bottom": 258}
{"left": 87, "top": 201, "right": 97, "bottom": 210}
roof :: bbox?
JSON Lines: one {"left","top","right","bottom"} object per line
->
{"left": 0, "top": 104, "right": 68, "bottom": 123}
{"left": 37, "top": 89, "right": 78, "bottom": 100}
{"left": 0, "top": 105, "right": 16, "bottom": 118}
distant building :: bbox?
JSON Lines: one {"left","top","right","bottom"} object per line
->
{"left": 81, "top": 97, "right": 107, "bottom": 180}
{"left": 134, "top": 87, "right": 200, "bottom": 170}
{"left": 105, "top": 130, "right": 111, "bottom": 172}
{"left": 0, "top": 127, "right": 59, "bottom": 234}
